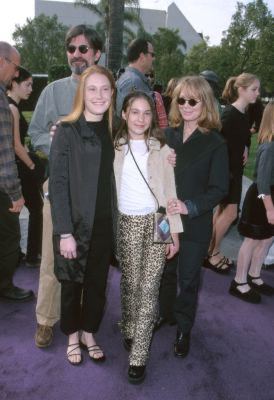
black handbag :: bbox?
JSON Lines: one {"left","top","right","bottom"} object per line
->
{"left": 128, "top": 144, "right": 173, "bottom": 244}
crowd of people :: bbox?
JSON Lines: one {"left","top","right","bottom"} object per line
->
{"left": 0, "top": 23, "right": 273, "bottom": 385}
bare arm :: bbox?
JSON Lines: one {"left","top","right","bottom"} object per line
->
{"left": 9, "top": 196, "right": 25, "bottom": 213}
{"left": 262, "top": 196, "right": 274, "bottom": 225}
{"left": 9, "top": 104, "right": 34, "bottom": 169}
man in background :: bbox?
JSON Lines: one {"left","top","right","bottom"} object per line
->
{"left": 0, "top": 41, "right": 33, "bottom": 301}
{"left": 116, "top": 38, "right": 155, "bottom": 116}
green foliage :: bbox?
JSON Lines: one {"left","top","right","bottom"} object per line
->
{"left": 244, "top": 134, "right": 258, "bottom": 179}
{"left": 75, "top": 0, "right": 142, "bottom": 71}
{"left": 13, "top": 14, "right": 68, "bottom": 74}
{"left": 152, "top": 28, "right": 185, "bottom": 87}
{"left": 183, "top": 0, "right": 274, "bottom": 94}
{"left": 48, "top": 65, "right": 71, "bottom": 82}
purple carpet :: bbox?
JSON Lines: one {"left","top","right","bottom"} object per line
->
{"left": 0, "top": 263, "right": 274, "bottom": 400}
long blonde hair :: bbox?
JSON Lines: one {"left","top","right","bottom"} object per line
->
{"left": 222, "top": 73, "right": 259, "bottom": 104}
{"left": 62, "top": 65, "right": 116, "bottom": 132}
{"left": 163, "top": 77, "right": 179, "bottom": 97}
{"left": 257, "top": 101, "right": 274, "bottom": 144}
{"left": 169, "top": 75, "right": 221, "bottom": 132}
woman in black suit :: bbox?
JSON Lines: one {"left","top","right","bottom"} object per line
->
{"left": 158, "top": 76, "right": 229, "bottom": 357}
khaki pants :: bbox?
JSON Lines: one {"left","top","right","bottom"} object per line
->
{"left": 35, "top": 180, "right": 60, "bottom": 326}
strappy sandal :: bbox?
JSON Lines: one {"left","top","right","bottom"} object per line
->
{"left": 67, "top": 343, "right": 82, "bottom": 366}
{"left": 80, "top": 340, "right": 106, "bottom": 363}
{"left": 247, "top": 274, "right": 274, "bottom": 296}
{"left": 229, "top": 280, "right": 261, "bottom": 303}
{"left": 223, "top": 256, "right": 234, "bottom": 268}
{"left": 203, "top": 252, "right": 231, "bottom": 274}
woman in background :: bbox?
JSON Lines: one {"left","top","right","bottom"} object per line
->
{"left": 205, "top": 73, "right": 260, "bottom": 273}
{"left": 230, "top": 101, "right": 274, "bottom": 303}
{"left": 7, "top": 67, "right": 43, "bottom": 267}
{"left": 162, "top": 77, "right": 179, "bottom": 116}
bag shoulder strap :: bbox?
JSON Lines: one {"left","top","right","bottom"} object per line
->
{"left": 128, "top": 144, "right": 160, "bottom": 211}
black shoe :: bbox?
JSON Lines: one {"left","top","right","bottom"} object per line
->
{"left": 174, "top": 330, "right": 190, "bottom": 358}
{"left": 128, "top": 365, "right": 146, "bottom": 384}
{"left": 203, "top": 252, "right": 231, "bottom": 274}
{"left": 247, "top": 275, "right": 274, "bottom": 296}
{"left": 0, "top": 286, "right": 34, "bottom": 302}
{"left": 154, "top": 316, "right": 176, "bottom": 332}
{"left": 229, "top": 280, "right": 261, "bottom": 303}
{"left": 123, "top": 338, "right": 132, "bottom": 352}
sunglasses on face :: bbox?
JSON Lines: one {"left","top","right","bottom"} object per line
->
{"left": 67, "top": 44, "right": 91, "bottom": 54}
{"left": 177, "top": 97, "right": 201, "bottom": 107}
{"left": 147, "top": 51, "right": 155, "bottom": 58}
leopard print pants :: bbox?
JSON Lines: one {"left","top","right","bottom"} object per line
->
{"left": 118, "top": 212, "right": 166, "bottom": 366}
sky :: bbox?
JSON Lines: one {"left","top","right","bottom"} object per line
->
{"left": 1, "top": 0, "right": 274, "bottom": 46}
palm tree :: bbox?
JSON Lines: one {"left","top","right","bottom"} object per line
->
{"left": 74, "top": 0, "right": 142, "bottom": 72}
{"left": 108, "top": 0, "right": 125, "bottom": 73}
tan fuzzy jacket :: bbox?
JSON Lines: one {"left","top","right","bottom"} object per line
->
{"left": 114, "top": 137, "right": 183, "bottom": 234}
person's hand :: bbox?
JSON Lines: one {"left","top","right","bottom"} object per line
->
{"left": 50, "top": 124, "right": 57, "bottom": 141}
{"left": 167, "top": 198, "right": 188, "bottom": 215}
{"left": 60, "top": 236, "right": 77, "bottom": 259}
{"left": 167, "top": 148, "right": 176, "bottom": 167}
{"left": 9, "top": 196, "right": 24, "bottom": 213}
{"left": 50, "top": 120, "right": 60, "bottom": 141}
{"left": 166, "top": 233, "right": 179, "bottom": 259}
{"left": 243, "top": 146, "right": 248, "bottom": 165}
{"left": 266, "top": 209, "right": 274, "bottom": 225}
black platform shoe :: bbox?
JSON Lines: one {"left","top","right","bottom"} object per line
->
{"left": 174, "top": 330, "right": 190, "bottom": 358}
{"left": 229, "top": 280, "right": 261, "bottom": 303}
{"left": 247, "top": 275, "right": 274, "bottom": 296}
{"left": 128, "top": 365, "right": 146, "bottom": 384}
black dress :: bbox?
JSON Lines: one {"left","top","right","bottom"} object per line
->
{"left": 7, "top": 96, "right": 43, "bottom": 262}
{"left": 220, "top": 105, "right": 250, "bottom": 205}
{"left": 238, "top": 141, "right": 274, "bottom": 239}
{"left": 49, "top": 116, "right": 115, "bottom": 334}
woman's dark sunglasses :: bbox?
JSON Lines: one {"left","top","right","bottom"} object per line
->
{"left": 177, "top": 97, "right": 201, "bottom": 107}
{"left": 67, "top": 45, "right": 91, "bottom": 54}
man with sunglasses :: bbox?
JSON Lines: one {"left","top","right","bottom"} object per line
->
{"left": 28, "top": 25, "right": 103, "bottom": 348}
{"left": 116, "top": 38, "right": 155, "bottom": 116}
{"left": 0, "top": 41, "right": 34, "bottom": 301}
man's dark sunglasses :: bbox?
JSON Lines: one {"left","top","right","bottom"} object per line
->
{"left": 67, "top": 44, "right": 91, "bottom": 54}
{"left": 177, "top": 97, "right": 201, "bottom": 107}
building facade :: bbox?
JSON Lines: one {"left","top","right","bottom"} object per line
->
{"left": 35, "top": 0, "right": 203, "bottom": 53}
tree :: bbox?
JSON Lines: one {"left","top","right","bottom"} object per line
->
{"left": 108, "top": 0, "right": 125, "bottom": 73}
{"left": 74, "top": 0, "right": 142, "bottom": 72}
{"left": 183, "top": 0, "right": 274, "bottom": 94}
{"left": 152, "top": 28, "right": 186, "bottom": 87}
{"left": 12, "top": 14, "right": 68, "bottom": 74}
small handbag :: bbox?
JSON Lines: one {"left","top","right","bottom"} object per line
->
{"left": 128, "top": 144, "right": 173, "bottom": 244}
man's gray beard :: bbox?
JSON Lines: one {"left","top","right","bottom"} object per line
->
{"left": 70, "top": 63, "right": 88, "bottom": 75}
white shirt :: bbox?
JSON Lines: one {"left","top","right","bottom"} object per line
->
{"left": 119, "top": 140, "right": 156, "bottom": 215}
